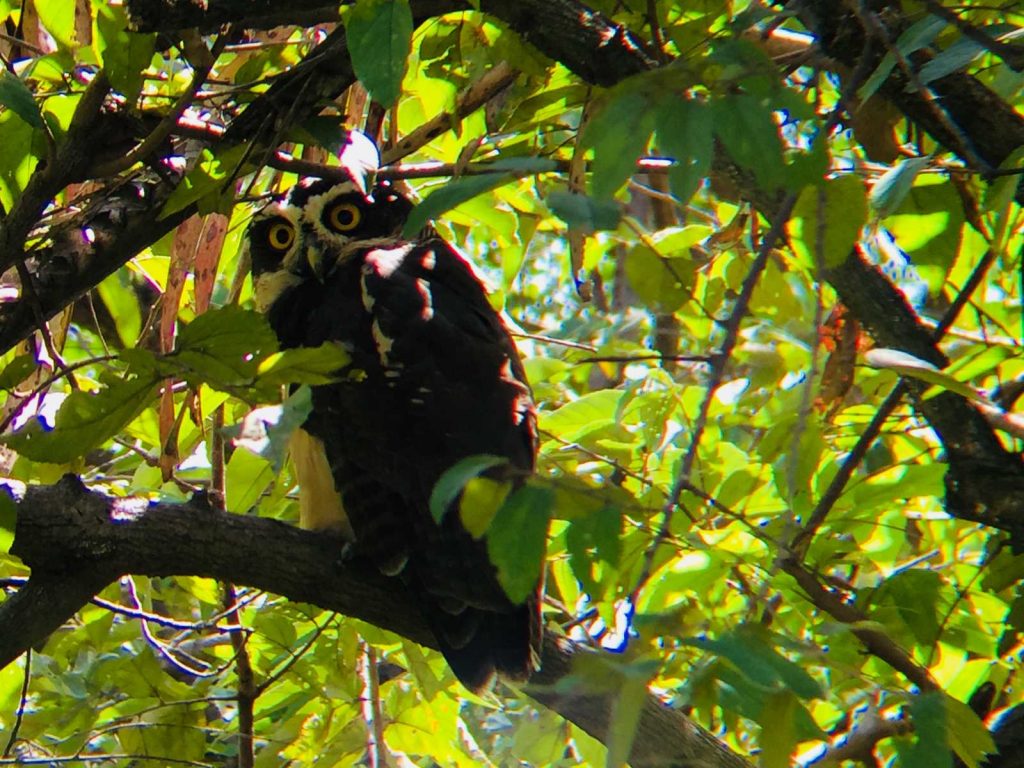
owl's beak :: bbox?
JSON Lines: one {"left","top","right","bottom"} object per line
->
{"left": 307, "top": 248, "right": 327, "bottom": 283}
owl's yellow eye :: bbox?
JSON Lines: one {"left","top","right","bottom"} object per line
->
{"left": 267, "top": 222, "right": 295, "bottom": 251}
{"left": 327, "top": 202, "right": 361, "bottom": 232}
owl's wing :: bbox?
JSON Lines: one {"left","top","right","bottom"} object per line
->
{"left": 277, "top": 237, "right": 541, "bottom": 691}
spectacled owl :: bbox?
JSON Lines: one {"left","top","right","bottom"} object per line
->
{"left": 245, "top": 136, "right": 542, "bottom": 692}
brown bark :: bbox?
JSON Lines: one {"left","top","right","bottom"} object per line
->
{"left": 5, "top": 476, "right": 752, "bottom": 768}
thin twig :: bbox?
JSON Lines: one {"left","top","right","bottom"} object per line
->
{"left": 0, "top": 354, "right": 117, "bottom": 434}
{"left": 360, "top": 640, "right": 386, "bottom": 768}
{"left": 223, "top": 584, "right": 255, "bottom": 768}
{"left": 628, "top": 194, "right": 799, "bottom": 602}
{"left": 791, "top": 245, "right": 1000, "bottom": 554}
{"left": 2, "top": 649, "right": 29, "bottom": 757}
{"left": 917, "top": 0, "right": 1024, "bottom": 71}
{"left": 92, "top": 37, "right": 228, "bottom": 177}
{"left": 572, "top": 353, "right": 712, "bottom": 365}
{"left": 857, "top": 1, "right": 989, "bottom": 170}
{"left": 381, "top": 62, "right": 519, "bottom": 166}
{"left": 780, "top": 557, "right": 939, "bottom": 691}
{"left": 255, "top": 614, "right": 333, "bottom": 695}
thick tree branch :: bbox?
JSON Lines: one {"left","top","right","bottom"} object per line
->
{"left": 0, "top": 177, "right": 191, "bottom": 355}
{"left": 796, "top": 0, "right": 1024, "bottom": 199}
{"left": 4, "top": 477, "right": 751, "bottom": 768}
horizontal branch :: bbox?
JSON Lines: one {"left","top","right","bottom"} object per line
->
{"left": 6, "top": 476, "right": 752, "bottom": 768}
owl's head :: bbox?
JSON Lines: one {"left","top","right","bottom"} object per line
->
{"left": 248, "top": 178, "right": 413, "bottom": 312}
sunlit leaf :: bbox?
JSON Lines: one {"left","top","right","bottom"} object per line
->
{"left": 0, "top": 70, "right": 44, "bottom": 128}
{"left": 0, "top": 354, "right": 36, "bottom": 391}
{"left": 402, "top": 159, "right": 556, "bottom": 237}
{"left": 345, "top": 0, "right": 413, "bottom": 107}
{"left": 581, "top": 87, "right": 656, "bottom": 199}
{"left": 712, "top": 94, "right": 786, "bottom": 190}
{"left": 160, "top": 145, "right": 249, "bottom": 219}
{"left": 429, "top": 455, "right": 508, "bottom": 524}
{"left": 1, "top": 375, "right": 156, "bottom": 463}
{"left": 858, "top": 15, "right": 947, "bottom": 101}
{"left": 865, "top": 348, "right": 990, "bottom": 405}
{"left": 655, "top": 97, "right": 712, "bottom": 205}
{"left": 487, "top": 483, "right": 551, "bottom": 603}
{"left": 94, "top": 4, "right": 156, "bottom": 101}
{"left": 225, "top": 447, "right": 275, "bottom": 514}
{"left": 789, "top": 174, "right": 867, "bottom": 268}
{"left": 869, "top": 155, "right": 933, "bottom": 218}
{"left": 459, "top": 476, "right": 511, "bottom": 538}
{"left": 546, "top": 191, "right": 621, "bottom": 232}
{"left": 0, "top": 492, "right": 15, "bottom": 554}
{"left": 35, "top": 0, "right": 76, "bottom": 50}
{"left": 256, "top": 343, "right": 351, "bottom": 387}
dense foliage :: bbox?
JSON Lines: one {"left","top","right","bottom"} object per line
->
{"left": 0, "top": 0, "right": 1022, "bottom": 766}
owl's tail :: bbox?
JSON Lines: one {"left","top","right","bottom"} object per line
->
{"left": 422, "top": 594, "right": 542, "bottom": 693}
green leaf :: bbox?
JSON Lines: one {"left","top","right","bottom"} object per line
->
{"left": 487, "top": 483, "right": 551, "bottom": 603}
{"left": 873, "top": 568, "right": 943, "bottom": 646}
{"left": 858, "top": 15, "right": 947, "bottom": 101}
{"left": 35, "top": 0, "right": 76, "bottom": 50}
{"left": 655, "top": 98, "right": 712, "bottom": 205}
{"left": 581, "top": 88, "right": 656, "bottom": 198}
{"left": 0, "top": 70, "right": 44, "bottom": 128}
{"left": 94, "top": 4, "right": 156, "bottom": 101}
{"left": 0, "top": 490, "right": 16, "bottom": 554}
{"left": 1, "top": 375, "right": 156, "bottom": 463}
{"left": 96, "top": 271, "right": 143, "bottom": 347}
{"left": 788, "top": 175, "right": 867, "bottom": 268}
{"left": 900, "top": 693, "right": 954, "bottom": 768}
{"left": 864, "top": 348, "right": 991, "bottom": 405}
{"left": 623, "top": 226, "right": 705, "bottom": 311}
{"left": 160, "top": 144, "right": 249, "bottom": 219}
{"left": 944, "top": 695, "right": 996, "bottom": 768}
{"left": 758, "top": 691, "right": 799, "bottom": 768}
{"left": 546, "top": 191, "right": 621, "bottom": 232}
{"left": 566, "top": 505, "right": 622, "bottom": 596}
{"left": 169, "top": 306, "right": 279, "bottom": 389}
{"left": 226, "top": 387, "right": 314, "bottom": 473}
{"left": 345, "top": 0, "right": 414, "bottom": 107}
{"left": 606, "top": 668, "right": 649, "bottom": 768}
{"left": 869, "top": 155, "right": 932, "bottom": 218}
{"left": 884, "top": 178, "right": 963, "bottom": 293}
{"left": 919, "top": 31, "right": 1005, "bottom": 84}
{"left": 225, "top": 447, "right": 275, "bottom": 514}
{"left": 402, "top": 157, "right": 556, "bottom": 237}
{"left": 983, "top": 146, "right": 1024, "bottom": 252}
{"left": 712, "top": 94, "right": 786, "bottom": 190}
{"left": 0, "top": 354, "right": 36, "bottom": 391}
{"left": 459, "top": 476, "right": 511, "bottom": 538}
{"left": 403, "top": 175, "right": 507, "bottom": 237}
{"left": 256, "top": 343, "right": 351, "bottom": 387}
{"left": 541, "top": 389, "right": 624, "bottom": 442}
{"left": 0, "top": 111, "right": 39, "bottom": 210}
{"left": 429, "top": 455, "right": 508, "bottom": 524}
{"left": 691, "top": 624, "right": 823, "bottom": 699}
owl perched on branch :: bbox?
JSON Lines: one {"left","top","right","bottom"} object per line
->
{"left": 245, "top": 133, "right": 542, "bottom": 692}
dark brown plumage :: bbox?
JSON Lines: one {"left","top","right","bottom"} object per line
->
{"left": 246, "top": 148, "right": 542, "bottom": 692}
